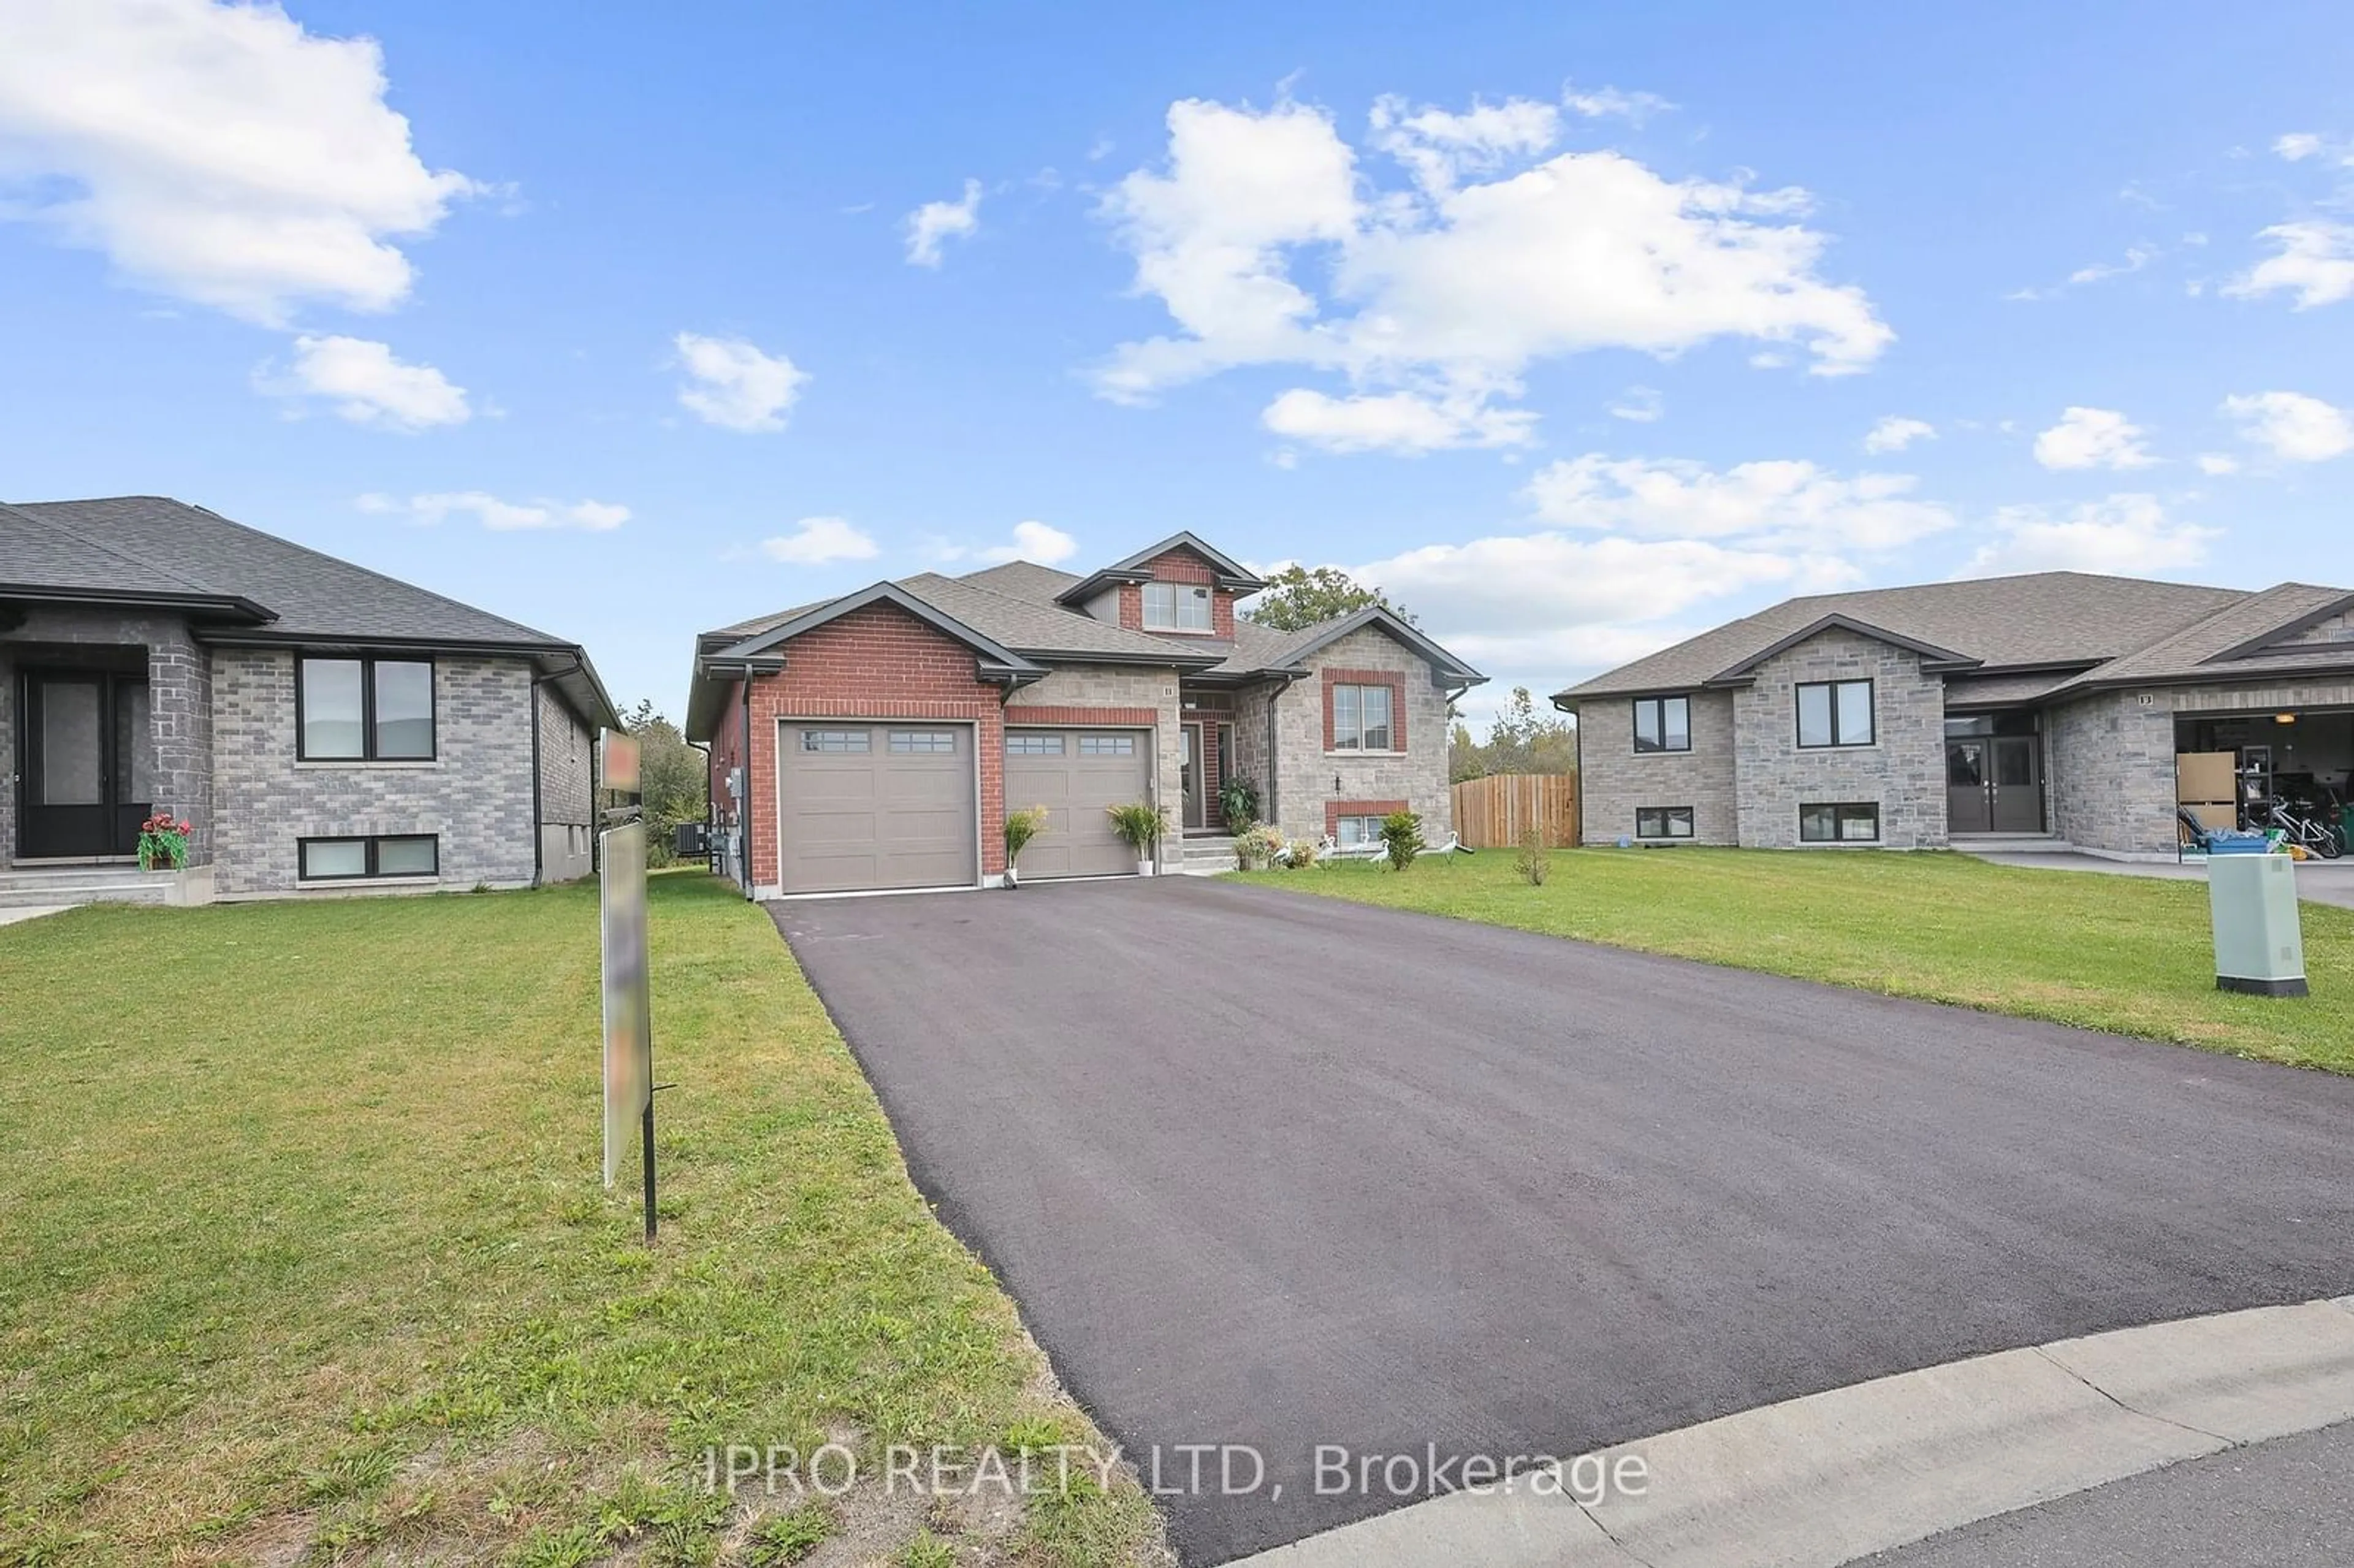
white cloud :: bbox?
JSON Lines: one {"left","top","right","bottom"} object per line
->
{"left": 2195, "top": 452, "right": 2242, "bottom": 476}
{"left": 1560, "top": 83, "right": 1675, "bottom": 124}
{"left": 2225, "top": 222, "right": 2354, "bottom": 308}
{"left": 1525, "top": 453, "right": 1958, "bottom": 552}
{"left": 2065, "top": 245, "right": 2155, "bottom": 286}
{"left": 2222, "top": 390, "right": 2354, "bottom": 462}
{"left": 987, "top": 520, "right": 1078, "bottom": 564}
{"left": 1863, "top": 415, "right": 1935, "bottom": 454}
{"left": 1092, "top": 94, "right": 1891, "bottom": 433}
{"left": 259, "top": 335, "right": 469, "bottom": 430}
{"left": 1959, "top": 495, "right": 2217, "bottom": 577}
{"left": 2276, "top": 132, "right": 2326, "bottom": 162}
{"left": 1606, "top": 385, "right": 1664, "bottom": 423}
{"left": 1352, "top": 531, "right": 1805, "bottom": 637}
{"left": 364, "top": 491, "right": 628, "bottom": 531}
{"left": 1261, "top": 387, "right": 1537, "bottom": 452}
{"left": 0, "top": 0, "right": 478, "bottom": 324}
{"left": 672, "top": 332, "right": 809, "bottom": 432}
{"left": 2033, "top": 406, "right": 2156, "bottom": 470}
{"left": 760, "top": 516, "right": 878, "bottom": 564}
{"left": 904, "top": 178, "right": 983, "bottom": 267}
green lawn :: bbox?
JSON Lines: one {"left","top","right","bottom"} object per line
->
{"left": 0, "top": 875, "right": 1164, "bottom": 1568}
{"left": 1240, "top": 850, "right": 2354, "bottom": 1073}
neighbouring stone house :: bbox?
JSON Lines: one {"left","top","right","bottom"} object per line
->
{"left": 1554, "top": 571, "right": 2354, "bottom": 859}
{"left": 685, "top": 531, "right": 1484, "bottom": 896}
{"left": 1, "top": 496, "right": 617, "bottom": 906}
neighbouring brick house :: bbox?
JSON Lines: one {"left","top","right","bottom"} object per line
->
{"left": 1, "top": 497, "right": 617, "bottom": 907}
{"left": 685, "top": 531, "right": 1483, "bottom": 896}
{"left": 1553, "top": 570, "right": 2354, "bottom": 859}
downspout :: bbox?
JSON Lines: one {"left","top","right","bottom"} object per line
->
{"left": 528, "top": 671, "right": 547, "bottom": 887}
{"left": 740, "top": 670, "right": 755, "bottom": 900}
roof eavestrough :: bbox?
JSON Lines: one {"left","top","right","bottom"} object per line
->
{"left": 1255, "top": 604, "right": 1487, "bottom": 691}
{"left": 1051, "top": 530, "right": 1268, "bottom": 607}
{"left": 1702, "top": 612, "right": 1982, "bottom": 687}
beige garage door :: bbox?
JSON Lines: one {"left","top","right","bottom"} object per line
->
{"left": 779, "top": 723, "right": 977, "bottom": 894}
{"left": 1005, "top": 728, "right": 1151, "bottom": 878}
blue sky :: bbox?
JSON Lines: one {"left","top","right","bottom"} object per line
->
{"left": 3, "top": 2, "right": 2350, "bottom": 726}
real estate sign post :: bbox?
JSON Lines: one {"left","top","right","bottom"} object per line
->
{"left": 599, "top": 729, "right": 657, "bottom": 1241}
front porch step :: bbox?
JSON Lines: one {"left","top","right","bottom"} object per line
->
{"left": 1952, "top": 834, "right": 2080, "bottom": 856}
{"left": 1178, "top": 835, "right": 1240, "bottom": 870}
{"left": 0, "top": 866, "right": 174, "bottom": 908}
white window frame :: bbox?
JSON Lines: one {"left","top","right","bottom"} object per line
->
{"left": 1331, "top": 683, "right": 1395, "bottom": 752}
{"left": 1142, "top": 580, "right": 1214, "bottom": 633}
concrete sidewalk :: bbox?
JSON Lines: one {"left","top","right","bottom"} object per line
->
{"left": 1236, "top": 1295, "right": 2354, "bottom": 1567}
{"left": 1967, "top": 851, "right": 2354, "bottom": 910}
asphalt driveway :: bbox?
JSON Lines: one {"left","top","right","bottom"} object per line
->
{"left": 770, "top": 877, "right": 2354, "bottom": 1566}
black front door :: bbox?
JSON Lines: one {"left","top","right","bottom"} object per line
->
{"left": 1945, "top": 734, "right": 2045, "bottom": 835}
{"left": 18, "top": 672, "right": 151, "bottom": 858}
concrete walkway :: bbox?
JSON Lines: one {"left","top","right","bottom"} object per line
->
{"left": 1235, "top": 1296, "right": 2354, "bottom": 1567}
{"left": 1966, "top": 851, "right": 2354, "bottom": 910}
{"left": 0, "top": 905, "right": 69, "bottom": 929}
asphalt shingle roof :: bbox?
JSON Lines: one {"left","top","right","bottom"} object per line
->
{"left": 5, "top": 495, "right": 573, "bottom": 646}
{"left": 1555, "top": 572, "right": 2258, "bottom": 700}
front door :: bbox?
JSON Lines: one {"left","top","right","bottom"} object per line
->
{"left": 17, "top": 672, "right": 151, "bottom": 858}
{"left": 1945, "top": 735, "right": 2044, "bottom": 835}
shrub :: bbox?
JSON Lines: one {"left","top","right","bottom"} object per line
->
{"left": 1004, "top": 804, "right": 1050, "bottom": 869}
{"left": 1380, "top": 809, "right": 1425, "bottom": 872}
{"left": 1105, "top": 801, "right": 1173, "bottom": 860}
{"left": 1283, "top": 837, "right": 1320, "bottom": 869}
{"left": 1234, "top": 822, "right": 1286, "bottom": 869}
{"left": 1514, "top": 824, "right": 1549, "bottom": 886}
{"left": 1219, "top": 775, "right": 1261, "bottom": 834}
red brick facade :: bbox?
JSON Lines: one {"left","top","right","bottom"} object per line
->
{"left": 1327, "top": 798, "right": 1409, "bottom": 837}
{"left": 710, "top": 602, "right": 1010, "bottom": 888}
{"left": 1321, "top": 668, "right": 1409, "bottom": 753}
{"left": 1113, "top": 546, "right": 1239, "bottom": 639}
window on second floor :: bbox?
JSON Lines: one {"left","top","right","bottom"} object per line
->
{"left": 1632, "top": 695, "right": 1691, "bottom": 753}
{"left": 1331, "top": 683, "right": 1394, "bottom": 751}
{"left": 1796, "top": 679, "right": 1875, "bottom": 748}
{"left": 299, "top": 657, "right": 435, "bottom": 761}
{"left": 1142, "top": 580, "right": 1214, "bottom": 632}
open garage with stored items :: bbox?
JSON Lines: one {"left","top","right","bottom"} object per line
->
{"left": 2176, "top": 704, "right": 2354, "bottom": 853}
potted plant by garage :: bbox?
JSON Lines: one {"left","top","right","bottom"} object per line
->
{"left": 1106, "top": 800, "right": 1172, "bottom": 877}
{"left": 138, "top": 812, "right": 191, "bottom": 873}
{"left": 1003, "top": 804, "right": 1049, "bottom": 889}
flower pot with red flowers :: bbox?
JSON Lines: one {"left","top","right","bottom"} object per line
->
{"left": 138, "top": 813, "right": 192, "bottom": 872}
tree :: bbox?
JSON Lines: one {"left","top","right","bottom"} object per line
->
{"left": 623, "top": 699, "right": 708, "bottom": 865}
{"left": 1241, "top": 565, "right": 1412, "bottom": 631}
{"left": 1450, "top": 687, "right": 1577, "bottom": 779}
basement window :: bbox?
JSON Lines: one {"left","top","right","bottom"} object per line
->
{"left": 1635, "top": 806, "right": 1696, "bottom": 840}
{"left": 1800, "top": 802, "right": 1881, "bottom": 843}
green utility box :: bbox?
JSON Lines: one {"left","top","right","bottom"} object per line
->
{"left": 2209, "top": 854, "right": 2307, "bottom": 997}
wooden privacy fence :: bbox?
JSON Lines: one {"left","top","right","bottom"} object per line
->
{"left": 1450, "top": 773, "right": 1580, "bottom": 849}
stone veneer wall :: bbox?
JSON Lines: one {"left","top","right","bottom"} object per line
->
{"left": 536, "top": 685, "right": 596, "bottom": 883}
{"left": 1004, "top": 663, "right": 1186, "bottom": 858}
{"left": 0, "top": 607, "right": 213, "bottom": 865}
{"left": 2044, "top": 690, "right": 2177, "bottom": 856}
{"left": 212, "top": 649, "right": 538, "bottom": 894}
{"left": 1575, "top": 691, "right": 1739, "bottom": 845}
{"left": 1268, "top": 626, "right": 1453, "bottom": 843}
{"left": 1733, "top": 629, "right": 1947, "bottom": 850}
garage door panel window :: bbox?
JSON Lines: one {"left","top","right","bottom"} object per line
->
{"left": 889, "top": 730, "right": 957, "bottom": 753}
{"left": 1007, "top": 734, "right": 1065, "bottom": 755}
{"left": 1797, "top": 680, "right": 1874, "bottom": 748}
{"left": 801, "top": 729, "right": 870, "bottom": 753}
{"left": 1332, "top": 685, "right": 1393, "bottom": 751}
{"left": 1078, "top": 734, "right": 1135, "bottom": 755}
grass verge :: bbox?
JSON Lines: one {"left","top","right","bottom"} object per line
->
{"left": 1238, "top": 849, "right": 2354, "bottom": 1073}
{"left": 0, "top": 873, "right": 1165, "bottom": 1567}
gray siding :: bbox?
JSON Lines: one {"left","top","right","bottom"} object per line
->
{"left": 213, "top": 649, "right": 538, "bottom": 895}
{"left": 536, "top": 685, "right": 596, "bottom": 883}
{"left": 1270, "top": 626, "right": 1453, "bottom": 843}
{"left": 1733, "top": 629, "right": 1947, "bottom": 850}
{"left": 1575, "top": 691, "right": 1739, "bottom": 846}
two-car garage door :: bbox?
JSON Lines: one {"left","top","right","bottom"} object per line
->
{"left": 775, "top": 721, "right": 1151, "bottom": 893}
{"left": 1005, "top": 728, "right": 1151, "bottom": 879}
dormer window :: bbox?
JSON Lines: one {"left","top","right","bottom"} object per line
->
{"left": 1143, "top": 580, "right": 1214, "bottom": 633}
